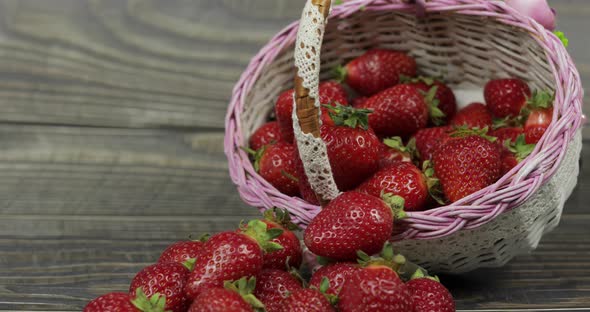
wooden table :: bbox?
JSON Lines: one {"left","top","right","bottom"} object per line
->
{"left": 0, "top": 1, "right": 588, "bottom": 311}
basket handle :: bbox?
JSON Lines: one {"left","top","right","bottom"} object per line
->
{"left": 293, "top": 0, "right": 337, "bottom": 206}
{"left": 292, "top": 0, "right": 428, "bottom": 206}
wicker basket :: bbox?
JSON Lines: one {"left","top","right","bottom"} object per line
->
{"left": 225, "top": 0, "right": 584, "bottom": 273}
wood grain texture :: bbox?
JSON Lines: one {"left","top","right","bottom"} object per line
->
{"left": 0, "top": 0, "right": 588, "bottom": 311}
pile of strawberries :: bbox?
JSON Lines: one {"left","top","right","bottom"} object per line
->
{"left": 250, "top": 49, "right": 554, "bottom": 207}
{"left": 84, "top": 208, "right": 455, "bottom": 311}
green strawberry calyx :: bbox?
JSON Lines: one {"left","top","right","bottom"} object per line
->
{"left": 323, "top": 103, "right": 373, "bottom": 130}
{"left": 263, "top": 207, "right": 301, "bottom": 231}
{"left": 182, "top": 258, "right": 197, "bottom": 271}
{"left": 520, "top": 90, "right": 554, "bottom": 121}
{"left": 356, "top": 242, "right": 407, "bottom": 272}
{"left": 131, "top": 288, "right": 169, "bottom": 312}
{"left": 400, "top": 75, "right": 437, "bottom": 86}
{"left": 422, "top": 160, "right": 446, "bottom": 205}
{"left": 240, "top": 219, "right": 284, "bottom": 253}
{"left": 505, "top": 134, "right": 536, "bottom": 162}
{"left": 383, "top": 136, "right": 416, "bottom": 159}
{"left": 492, "top": 116, "right": 523, "bottom": 129}
{"left": 450, "top": 126, "right": 497, "bottom": 143}
{"left": 381, "top": 192, "right": 407, "bottom": 220}
{"left": 224, "top": 277, "right": 265, "bottom": 311}
{"left": 242, "top": 146, "right": 266, "bottom": 172}
{"left": 554, "top": 30, "right": 569, "bottom": 47}
{"left": 420, "top": 86, "right": 446, "bottom": 126}
{"left": 333, "top": 65, "right": 348, "bottom": 84}
{"left": 312, "top": 277, "right": 339, "bottom": 305}
{"left": 410, "top": 268, "right": 441, "bottom": 283}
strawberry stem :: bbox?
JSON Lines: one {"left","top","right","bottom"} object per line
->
{"left": 333, "top": 65, "right": 347, "bottom": 84}
{"left": 131, "top": 288, "right": 168, "bottom": 312}
{"left": 450, "top": 126, "right": 497, "bottom": 142}
{"left": 323, "top": 103, "right": 373, "bottom": 130}
{"left": 240, "top": 219, "right": 284, "bottom": 253}
{"left": 224, "top": 277, "right": 266, "bottom": 311}
{"left": 263, "top": 207, "right": 301, "bottom": 231}
{"left": 422, "top": 161, "right": 446, "bottom": 205}
{"left": 420, "top": 86, "right": 446, "bottom": 126}
{"left": 381, "top": 192, "right": 407, "bottom": 220}
{"left": 505, "top": 134, "right": 536, "bottom": 162}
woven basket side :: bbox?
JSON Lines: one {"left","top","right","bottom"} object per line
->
{"left": 225, "top": 1, "right": 583, "bottom": 239}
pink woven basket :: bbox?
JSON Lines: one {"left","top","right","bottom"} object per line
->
{"left": 225, "top": 0, "right": 583, "bottom": 271}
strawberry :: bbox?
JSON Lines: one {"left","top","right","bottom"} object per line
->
{"left": 338, "top": 244, "right": 412, "bottom": 312}
{"left": 275, "top": 81, "right": 348, "bottom": 142}
{"left": 261, "top": 208, "right": 303, "bottom": 270}
{"left": 352, "top": 96, "right": 368, "bottom": 108}
{"left": 309, "top": 262, "right": 360, "bottom": 297}
{"left": 255, "top": 269, "right": 303, "bottom": 312}
{"left": 158, "top": 236, "right": 208, "bottom": 270}
{"left": 378, "top": 137, "right": 413, "bottom": 169}
{"left": 523, "top": 91, "right": 554, "bottom": 144}
{"left": 250, "top": 142, "right": 299, "bottom": 196}
{"left": 484, "top": 78, "right": 531, "bottom": 118}
{"left": 280, "top": 288, "right": 335, "bottom": 312}
{"left": 406, "top": 270, "right": 455, "bottom": 312}
{"left": 500, "top": 134, "right": 536, "bottom": 175}
{"left": 336, "top": 49, "right": 417, "bottom": 96}
{"left": 184, "top": 220, "right": 283, "bottom": 299}
{"left": 294, "top": 154, "right": 320, "bottom": 205}
{"left": 129, "top": 262, "right": 190, "bottom": 312}
{"left": 84, "top": 293, "right": 138, "bottom": 312}
{"left": 433, "top": 129, "right": 502, "bottom": 202}
{"left": 249, "top": 121, "right": 284, "bottom": 151}
{"left": 359, "top": 84, "right": 429, "bottom": 138}
{"left": 357, "top": 162, "right": 429, "bottom": 212}
{"left": 413, "top": 126, "right": 452, "bottom": 162}
{"left": 189, "top": 277, "right": 265, "bottom": 312}
{"left": 490, "top": 127, "right": 524, "bottom": 145}
{"left": 402, "top": 76, "right": 457, "bottom": 125}
{"left": 450, "top": 103, "right": 493, "bottom": 129}
{"left": 303, "top": 191, "right": 404, "bottom": 261}
{"left": 320, "top": 105, "right": 381, "bottom": 190}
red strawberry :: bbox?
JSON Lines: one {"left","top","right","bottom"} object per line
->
{"left": 84, "top": 293, "right": 138, "bottom": 312}
{"left": 337, "top": 49, "right": 417, "bottom": 96}
{"left": 294, "top": 154, "right": 320, "bottom": 205}
{"left": 484, "top": 78, "right": 531, "bottom": 118}
{"left": 523, "top": 91, "right": 554, "bottom": 144}
{"left": 490, "top": 127, "right": 524, "bottom": 145}
{"left": 129, "top": 262, "right": 189, "bottom": 312}
{"left": 255, "top": 269, "right": 303, "bottom": 312}
{"left": 309, "top": 262, "right": 360, "bottom": 297}
{"left": 359, "top": 84, "right": 429, "bottom": 138}
{"left": 304, "top": 191, "right": 402, "bottom": 261}
{"left": 500, "top": 134, "right": 536, "bottom": 175}
{"left": 320, "top": 105, "right": 381, "bottom": 190}
{"left": 406, "top": 271, "right": 455, "bottom": 312}
{"left": 402, "top": 76, "right": 457, "bottom": 125}
{"left": 451, "top": 103, "right": 493, "bottom": 129}
{"left": 378, "top": 137, "right": 413, "bottom": 169}
{"left": 189, "top": 277, "right": 265, "bottom": 312}
{"left": 433, "top": 130, "right": 502, "bottom": 202}
{"left": 261, "top": 208, "right": 303, "bottom": 270}
{"left": 184, "top": 220, "right": 283, "bottom": 299}
{"left": 352, "top": 96, "right": 368, "bottom": 108}
{"left": 357, "top": 162, "right": 429, "bottom": 212}
{"left": 249, "top": 121, "right": 284, "bottom": 151}
{"left": 252, "top": 142, "right": 299, "bottom": 196}
{"left": 500, "top": 149, "right": 519, "bottom": 176}
{"left": 280, "top": 288, "right": 335, "bottom": 312}
{"left": 275, "top": 81, "right": 349, "bottom": 142}
{"left": 413, "top": 126, "right": 452, "bottom": 162}
{"left": 338, "top": 245, "right": 412, "bottom": 312}
{"left": 158, "top": 236, "right": 208, "bottom": 270}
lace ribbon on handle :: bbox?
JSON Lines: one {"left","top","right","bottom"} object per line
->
{"left": 292, "top": 0, "right": 339, "bottom": 205}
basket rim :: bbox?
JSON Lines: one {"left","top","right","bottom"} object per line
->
{"left": 224, "top": 0, "right": 584, "bottom": 241}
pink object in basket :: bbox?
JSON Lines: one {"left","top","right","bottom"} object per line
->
{"left": 225, "top": 0, "right": 583, "bottom": 272}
